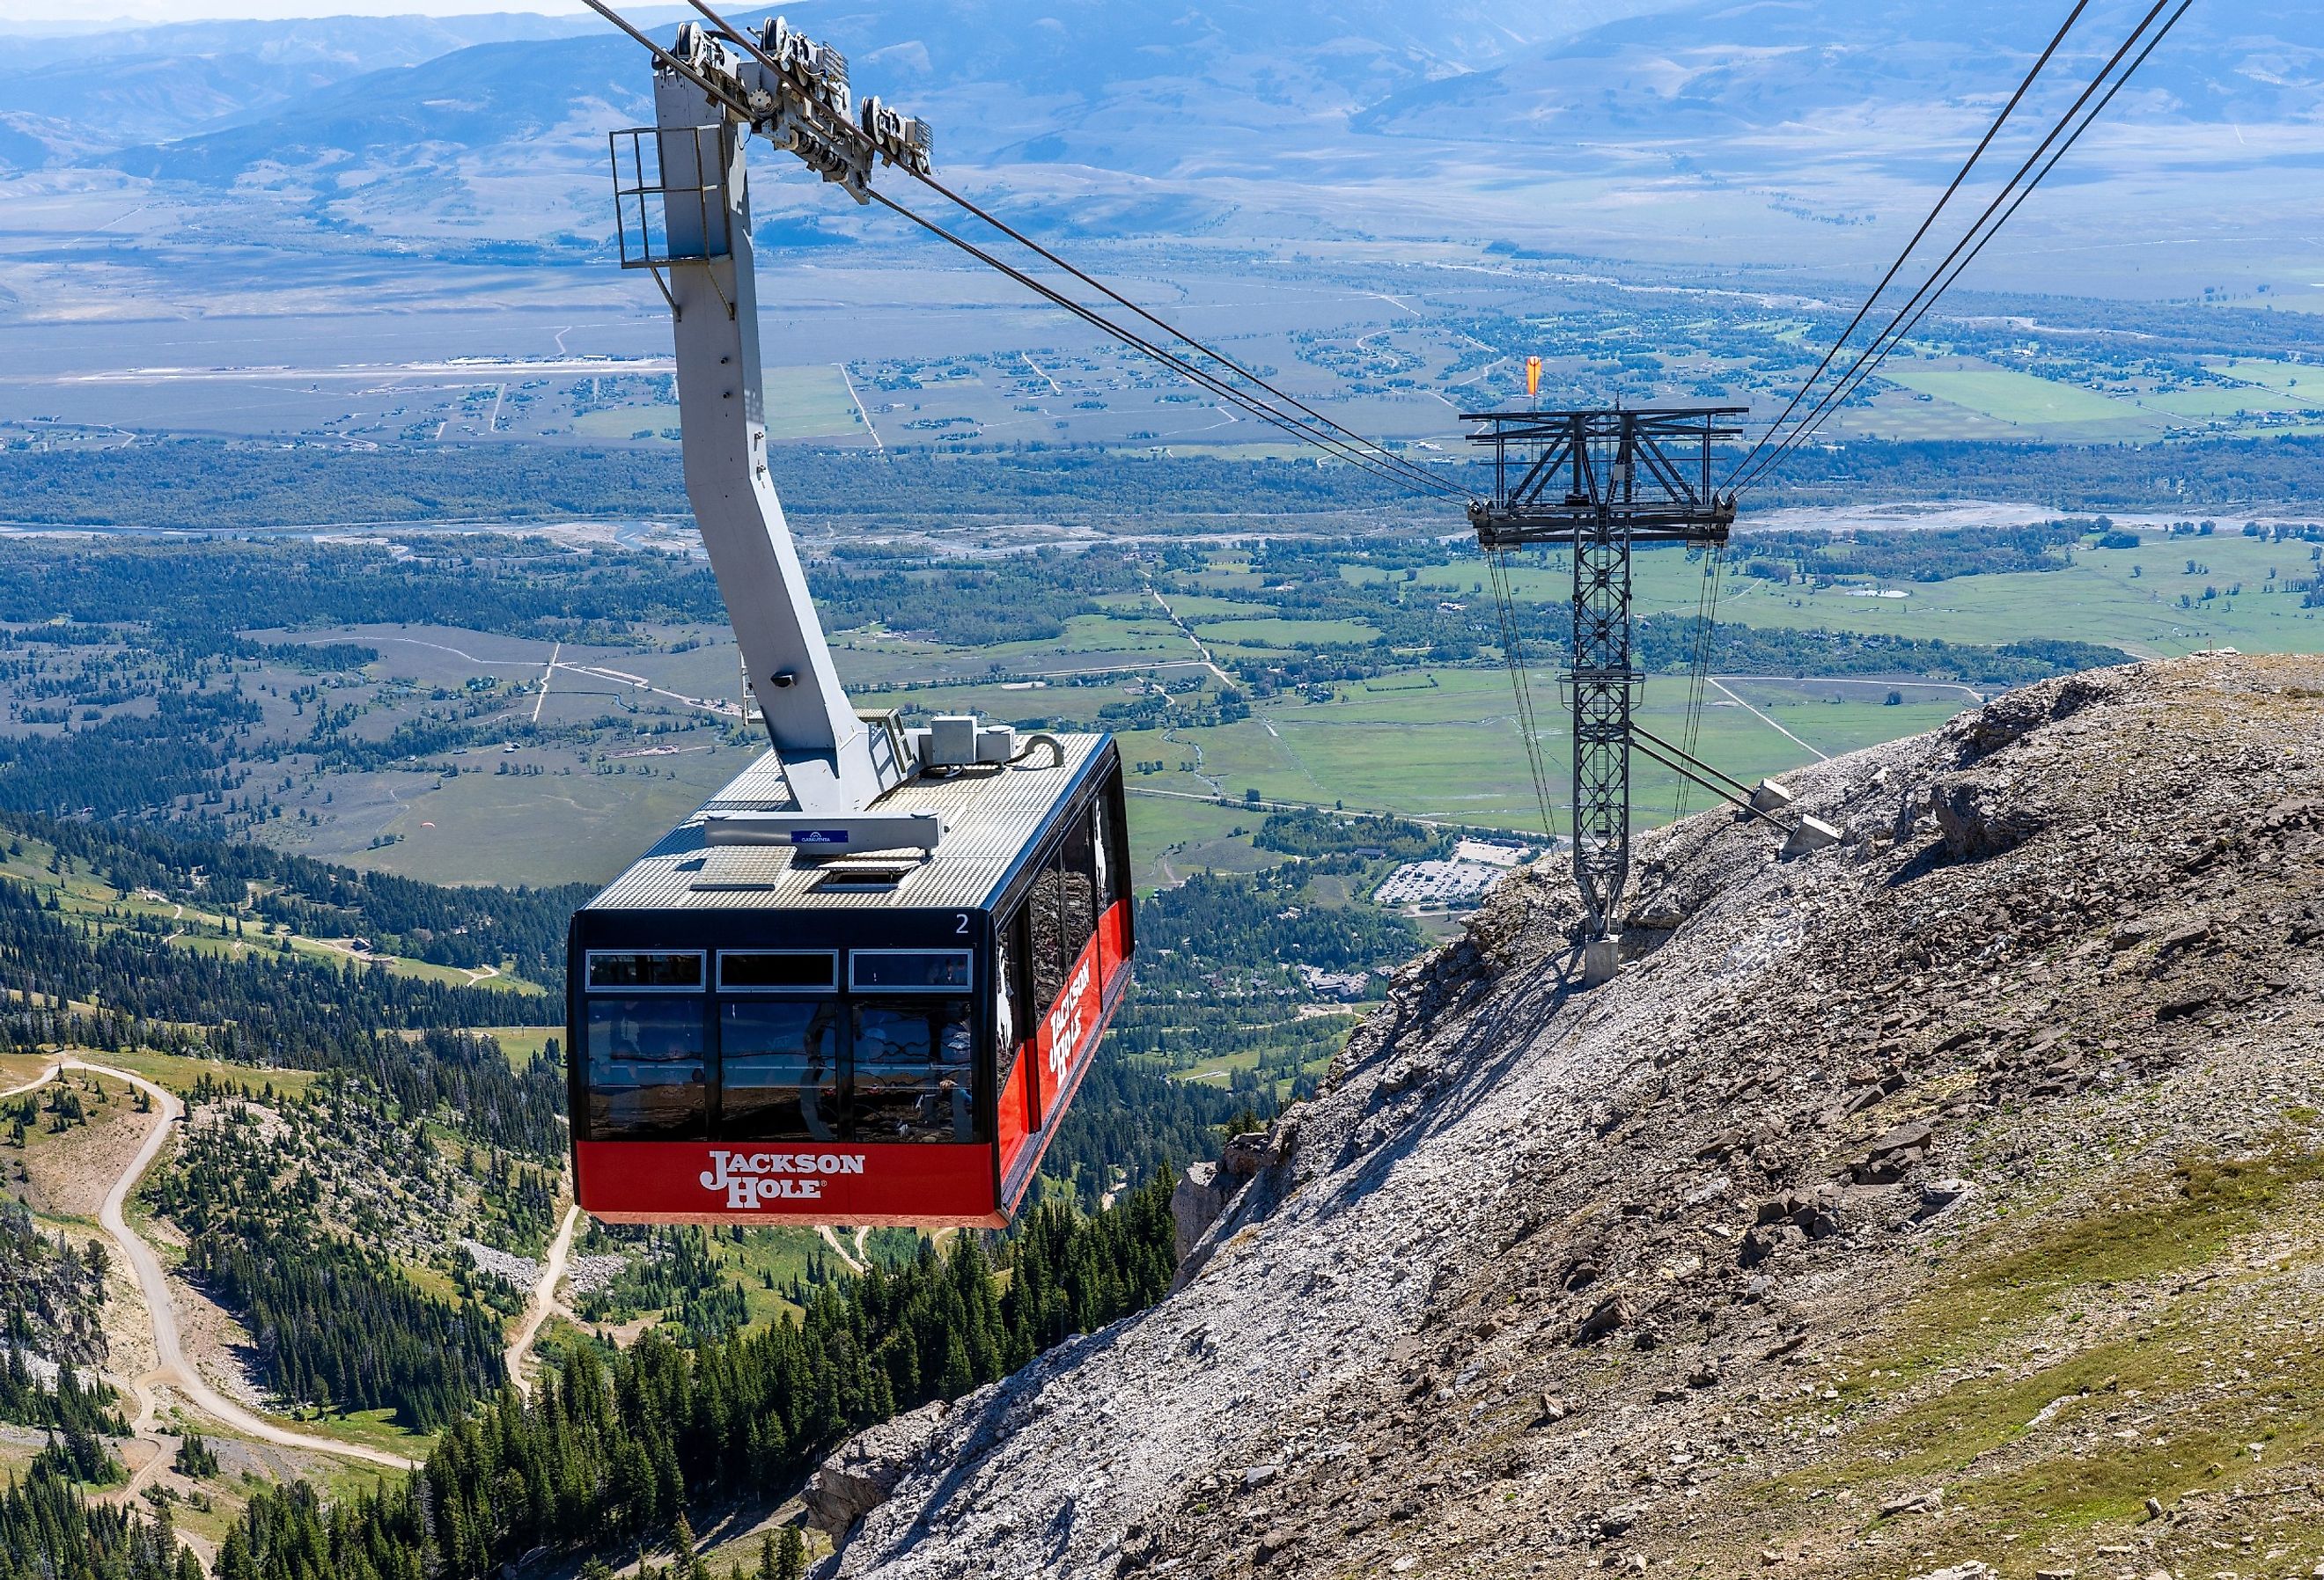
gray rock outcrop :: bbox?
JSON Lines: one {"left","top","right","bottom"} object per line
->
{"left": 827, "top": 656, "right": 2324, "bottom": 1578}
{"left": 802, "top": 1399, "right": 953, "bottom": 1543}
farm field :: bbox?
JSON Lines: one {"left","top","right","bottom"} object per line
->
{"left": 1703, "top": 533, "right": 2324, "bottom": 656}
{"left": 180, "top": 518, "right": 2324, "bottom": 891}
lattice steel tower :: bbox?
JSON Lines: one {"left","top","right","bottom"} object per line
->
{"left": 1464, "top": 408, "right": 1744, "bottom": 978}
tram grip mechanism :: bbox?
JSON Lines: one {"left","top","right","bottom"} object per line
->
{"left": 702, "top": 810, "right": 943, "bottom": 853}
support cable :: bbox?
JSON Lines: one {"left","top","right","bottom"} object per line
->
{"left": 903, "top": 167, "right": 1462, "bottom": 500}
{"left": 1673, "top": 544, "right": 1724, "bottom": 820}
{"left": 1722, "top": 0, "right": 2095, "bottom": 489}
{"left": 1483, "top": 549, "right": 1560, "bottom": 849}
{"left": 1733, "top": 0, "right": 2179, "bottom": 493}
{"left": 1741, "top": 0, "right": 2192, "bottom": 481}
{"left": 862, "top": 187, "right": 1471, "bottom": 501}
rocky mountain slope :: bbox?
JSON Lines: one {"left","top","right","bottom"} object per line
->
{"left": 819, "top": 653, "right": 2324, "bottom": 1579}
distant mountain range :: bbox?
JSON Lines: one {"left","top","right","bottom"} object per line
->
{"left": 0, "top": 1, "right": 2316, "bottom": 271}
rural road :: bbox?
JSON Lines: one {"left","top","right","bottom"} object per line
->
{"left": 818, "top": 1224, "right": 867, "bottom": 1275}
{"left": 55, "top": 1057, "right": 418, "bottom": 1471}
{"left": 506, "top": 1203, "right": 581, "bottom": 1398}
{"left": 1705, "top": 676, "right": 1830, "bottom": 760}
{"left": 1144, "top": 584, "right": 1235, "bottom": 687}
{"left": 1, "top": 1060, "right": 58, "bottom": 1100}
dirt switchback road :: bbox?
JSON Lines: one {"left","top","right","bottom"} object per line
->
{"left": 506, "top": 1202, "right": 581, "bottom": 1398}
{"left": 61, "top": 1057, "right": 417, "bottom": 1471}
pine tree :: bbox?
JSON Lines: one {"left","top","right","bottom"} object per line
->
{"left": 774, "top": 1525, "right": 805, "bottom": 1580}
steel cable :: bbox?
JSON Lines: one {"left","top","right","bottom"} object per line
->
{"left": 863, "top": 187, "right": 1472, "bottom": 501}
{"left": 1744, "top": 0, "right": 2193, "bottom": 479}
{"left": 1733, "top": 0, "right": 2179, "bottom": 494}
{"left": 1722, "top": 0, "right": 2096, "bottom": 489}
{"left": 905, "top": 168, "right": 1465, "bottom": 501}
{"left": 1484, "top": 549, "right": 1560, "bottom": 847}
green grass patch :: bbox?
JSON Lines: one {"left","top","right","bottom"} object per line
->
{"left": 1873, "top": 364, "right": 2168, "bottom": 439}
{"left": 471, "top": 1025, "right": 560, "bottom": 1070}
{"left": 1194, "top": 616, "right": 1383, "bottom": 648}
{"left": 1757, "top": 1142, "right": 2324, "bottom": 1540}
{"left": 2205, "top": 358, "right": 2323, "bottom": 401}
{"left": 83, "top": 1047, "right": 320, "bottom": 1101}
{"left": 1959, "top": 1144, "right": 2324, "bottom": 1322}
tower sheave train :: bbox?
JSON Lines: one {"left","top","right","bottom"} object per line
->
{"left": 569, "top": 14, "right": 1132, "bottom": 1225}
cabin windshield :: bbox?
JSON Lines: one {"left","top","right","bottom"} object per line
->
{"left": 581, "top": 949, "right": 987, "bottom": 1145}
{"left": 585, "top": 996, "right": 708, "bottom": 1140}
{"left": 718, "top": 998, "right": 841, "bottom": 1140}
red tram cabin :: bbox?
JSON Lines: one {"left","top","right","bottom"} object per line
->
{"left": 567, "top": 735, "right": 1133, "bottom": 1226}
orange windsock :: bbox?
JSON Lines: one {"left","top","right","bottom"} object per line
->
{"left": 1525, "top": 355, "right": 1542, "bottom": 400}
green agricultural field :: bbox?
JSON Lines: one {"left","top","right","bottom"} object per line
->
{"left": 1871, "top": 364, "right": 2170, "bottom": 441}
{"left": 297, "top": 748, "right": 748, "bottom": 887}
{"left": 764, "top": 364, "right": 865, "bottom": 441}
{"left": 1831, "top": 391, "right": 2025, "bottom": 442}
{"left": 1119, "top": 668, "right": 1947, "bottom": 832}
{"left": 2134, "top": 385, "right": 2309, "bottom": 421}
{"left": 1696, "top": 533, "right": 2324, "bottom": 657}
{"left": 1153, "top": 593, "right": 1272, "bottom": 622}
{"left": 1125, "top": 793, "right": 1272, "bottom": 890}
{"left": 571, "top": 365, "right": 863, "bottom": 444}
{"left": 961, "top": 613, "right": 1202, "bottom": 672}
{"left": 2206, "top": 359, "right": 2322, "bottom": 401}
{"left": 1194, "top": 615, "right": 1385, "bottom": 649}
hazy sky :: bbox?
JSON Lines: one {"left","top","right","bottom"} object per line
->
{"left": 0, "top": 0, "right": 589, "bottom": 22}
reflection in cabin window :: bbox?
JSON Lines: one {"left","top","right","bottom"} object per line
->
{"left": 851, "top": 998, "right": 978, "bottom": 1143}
{"left": 585, "top": 997, "right": 707, "bottom": 1140}
{"left": 1036, "top": 850, "right": 1069, "bottom": 999}
{"left": 1060, "top": 808, "right": 1098, "bottom": 952}
{"left": 851, "top": 951, "right": 974, "bottom": 991}
{"left": 586, "top": 952, "right": 704, "bottom": 990}
{"left": 719, "top": 999, "right": 840, "bottom": 1141}
{"left": 719, "top": 952, "right": 836, "bottom": 991}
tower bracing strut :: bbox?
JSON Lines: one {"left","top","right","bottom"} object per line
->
{"left": 1463, "top": 408, "right": 1746, "bottom": 949}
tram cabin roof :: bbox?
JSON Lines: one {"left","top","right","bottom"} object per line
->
{"left": 582, "top": 731, "right": 1113, "bottom": 915}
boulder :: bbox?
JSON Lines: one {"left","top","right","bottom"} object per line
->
{"left": 1571, "top": 1294, "right": 1636, "bottom": 1345}
{"left": 1850, "top": 1120, "right": 1936, "bottom": 1184}
{"left": 1934, "top": 777, "right": 2043, "bottom": 862}
{"left": 1880, "top": 1486, "right": 1945, "bottom": 1518}
{"left": 1914, "top": 1179, "right": 1973, "bottom": 1222}
{"left": 803, "top": 1399, "right": 952, "bottom": 1543}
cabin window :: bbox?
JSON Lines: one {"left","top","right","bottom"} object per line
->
{"left": 850, "top": 950, "right": 974, "bottom": 992}
{"left": 995, "top": 920, "right": 1026, "bottom": 1059}
{"left": 719, "top": 951, "right": 837, "bottom": 991}
{"left": 1026, "top": 851, "right": 1070, "bottom": 1011}
{"left": 850, "top": 998, "right": 979, "bottom": 1143}
{"left": 1092, "top": 797, "right": 1122, "bottom": 915}
{"left": 584, "top": 996, "right": 708, "bottom": 1140}
{"left": 1060, "top": 805, "right": 1099, "bottom": 950}
{"left": 586, "top": 951, "right": 704, "bottom": 991}
{"left": 719, "top": 999, "right": 840, "bottom": 1141}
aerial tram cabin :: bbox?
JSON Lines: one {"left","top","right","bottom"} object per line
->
{"left": 565, "top": 28, "right": 1136, "bottom": 1226}
{"left": 569, "top": 739, "right": 1132, "bottom": 1226}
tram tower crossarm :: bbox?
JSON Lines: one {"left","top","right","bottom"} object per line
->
{"left": 1460, "top": 407, "right": 1747, "bottom": 547}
